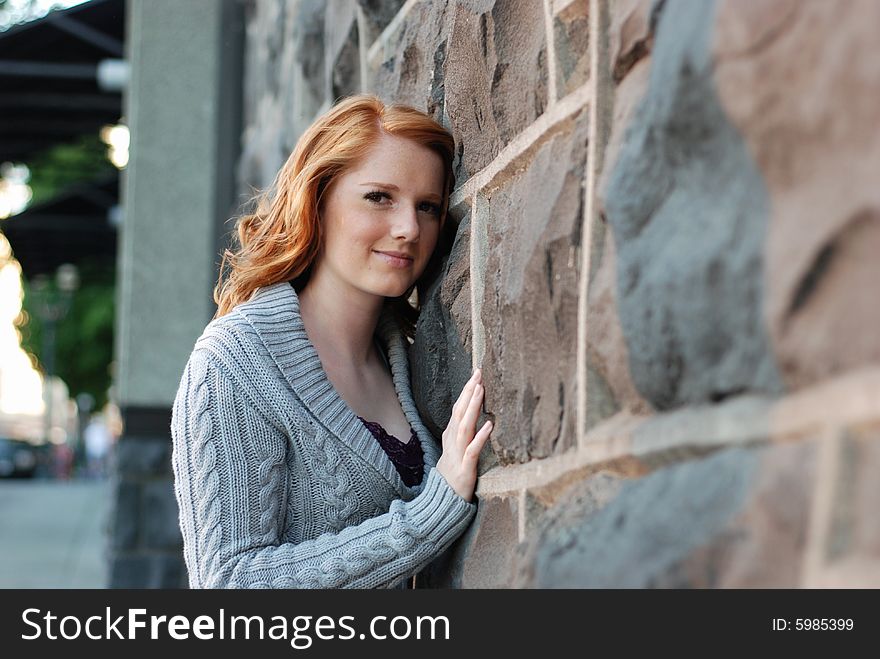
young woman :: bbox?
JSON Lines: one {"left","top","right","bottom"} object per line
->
{"left": 171, "top": 94, "right": 493, "bottom": 588}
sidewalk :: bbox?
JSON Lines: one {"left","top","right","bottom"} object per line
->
{"left": 0, "top": 478, "right": 110, "bottom": 588}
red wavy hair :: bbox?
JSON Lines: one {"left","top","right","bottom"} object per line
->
{"left": 214, "top": 94, "right": 457, "bottom": 338}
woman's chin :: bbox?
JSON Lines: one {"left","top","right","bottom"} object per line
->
{"left": 372, "top": 281, "right": 415, "bottom": 299}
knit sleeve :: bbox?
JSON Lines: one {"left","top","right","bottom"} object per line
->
{"left": 171, "top": 349, "right": 476, "bottom": 589}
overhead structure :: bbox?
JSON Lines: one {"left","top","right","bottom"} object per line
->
{"left": 0, "top": 0, "right": 125, "bottom": 279}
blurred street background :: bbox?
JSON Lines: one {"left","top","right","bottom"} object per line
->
{"left": 0, "top": 477, "right": 109, "bottom": 587}
{"left": 0, "top": 0, "right": 120, "bottom": 588}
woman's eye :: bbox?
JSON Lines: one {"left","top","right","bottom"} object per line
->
{"left": 364, "top": 191, "right": 391, "bottom": 204}
{"left": 419, "top": 202, "right": 442, "bottom": 216}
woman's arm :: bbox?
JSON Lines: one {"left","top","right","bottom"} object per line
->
{"left": 171, "top": 349, "right": 476, "bottom": 589}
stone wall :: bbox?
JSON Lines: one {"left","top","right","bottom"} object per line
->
{"left": 239, "top": 0, "right": 880, "bottom": 587}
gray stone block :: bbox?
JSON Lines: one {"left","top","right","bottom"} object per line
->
{"left": 554, "top": 0, "right": 589, "bottom": 98}
{"left": 411, "top": 213, "right": 473, "bottom": 441}
{"left": 480, "top": 110, "right": 588, "bottom": 463}
{"left": 371, "top": 0, "right": 452, "bottom": 117}
{"left": 532, "top": 445, "right": 758, "bottom": 587}
{"left": 602, "top": 0, "right": 783, "bottom": 410}
{"left": 357, "top": 0, "right": 407, "bottom": 44}
{"left": 444, "top": 0, "right": 548, "bottom": 180}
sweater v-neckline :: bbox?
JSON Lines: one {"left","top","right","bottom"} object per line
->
{"left": 238, "top": 281, "right": 440, "bottom": 499}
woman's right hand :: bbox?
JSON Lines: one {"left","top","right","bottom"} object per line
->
{"left": 435, "top": 368, "right": 493, "bottom": 502}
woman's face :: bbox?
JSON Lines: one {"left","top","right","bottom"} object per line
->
{"left": 314, "top": 132, "right": 446, "bottom": 300}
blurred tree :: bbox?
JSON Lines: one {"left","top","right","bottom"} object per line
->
{"left": 18, "top": 260, "right": 115, "bottom": 410}
{"left": 26, "top": 134, "right": 114, "bottom": 205}
{"left": 2, "top": 0, "right": 117, "bottom": 410}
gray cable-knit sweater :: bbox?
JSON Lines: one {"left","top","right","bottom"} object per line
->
{"left": 170, "top": 281, "right": 477, "bottom": 588}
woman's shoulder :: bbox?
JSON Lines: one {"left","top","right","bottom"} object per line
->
{"left": 193, "top": 307, "right": 257, "bottom": 359}
{"left": 195, "top": 283, "right": 290, "bottom": 345}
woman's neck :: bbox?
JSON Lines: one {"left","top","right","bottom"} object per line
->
{"left": 297, "top": 274, "right": 385, "bottom": 371}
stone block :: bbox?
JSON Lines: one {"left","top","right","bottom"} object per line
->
{"left": 586, "top": 229, "right": 653, "bottom": 428}
{"left": 239, "top": 0, "right": 325, "bottom": 191}
{"left": 411, "top": 214, "right": 473, "bottom": 442}
{"left": 516, "top": 470, "right": 623, "bottom": 587}
{"left": 553, "top": 0, "right": 589, "bottom": 98}
{"left": 370, "top": 0, "right": 452, "bottom": 117}
{"left": 820, "top": 423, "right": 880, "bottom": 585}
{"left": 524, "top": 439, "right": 818, "bottom": 587}
{"left": 444, "top": 0, "right": 549, "bottom": 180}
{"left": 142, "top": 479, "right": 183, "bottom": 550}
{"left": 609, "top": 0, "right": 653, "bottom": 82}
{"left": 460, "top": 494, "right": 519, "bottom": 588}
{"left": 480, "top": 110, "right": 588, "bottom": 463}
{"left": 712, "top": 0, "right": 880, "bottom": 390}
{"left": 601, "top": 0, "right": 783, "bottom": 410}
{"left": 325, "top": 0, "right": 360, "bottom": 99}
{"left": 356, "top": 0, "right": 407, "bottom": 45}
{"left": 421, "top": 492, "right": 520, "bottom": 588}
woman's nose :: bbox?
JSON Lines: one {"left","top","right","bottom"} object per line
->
{"left": 391, "top": 206, "right": 420, "bottom": 241}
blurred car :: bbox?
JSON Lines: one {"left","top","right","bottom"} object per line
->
{"left": 0, "top": 438, "right": 38, "bottom": 478}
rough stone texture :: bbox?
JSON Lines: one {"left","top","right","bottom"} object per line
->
{"left": 370, "top": 1, "right": 452, "bottom": 117}
{"left": 419, "top": 492, "right": 519, "bottom": 589}
{"left": 712, "top": 0, "right": 880, "bottom": 389}
{"left": 609, "top": 0, "right": 653, "bottom": 82}
{"left": 586, "top": 227, "right": 653, "bottom": 426}
{"left": 325, "top": 0, "right": 360, "bottom": 99}
{"left": 651, "top": 439, "right": 815, "bottom": 588}
{"left": 459, "top": 494, "right": 519, "bottom": 588}
{"left": 553, "top": 0, "right": 589, "bottom": 98}
{"left": 481, "top": 111, "right": 587, "bottom": 463}
{"left": 515, "top": 471, "right": 622, "bottom": 587}
{"left": 525, "top": 441, "right": 816, "bottom": 587}
{"left": 239, "top": 0, "right": 326, "bottom": 191}
{"left": 410, "top": 213, "right": 476, "bottom": 443}
{"left": 820, "top": 424, "right": 880, "bottom": 585}
{"left": 357, "top": 0, "right": 407, "bottom": 45}
{"left": 586, "top": 16, "right": 655, "bottom": 430}
{"left": 602, "top": 0, "right": 783, "bottom": 410}
{"left": 443, "top": 0, "right": 549, "bottom": 181}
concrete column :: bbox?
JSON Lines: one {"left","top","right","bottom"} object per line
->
{"left": 109, "top": 0, "right": 243, "bottom": 588}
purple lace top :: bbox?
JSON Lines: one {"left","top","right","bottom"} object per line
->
{"left": 357, "top": 416, "right": 424, "bottom": 487}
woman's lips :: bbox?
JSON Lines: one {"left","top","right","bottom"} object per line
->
{"left": 374, "top": 251, "right": 414, "bottom": 268}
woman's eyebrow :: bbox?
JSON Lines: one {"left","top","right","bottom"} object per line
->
{"left": 359, "top": 181, "right": 441, "bottom": 201}
{"left": 360, "top": 181, "right": 399, "bottom": 190}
